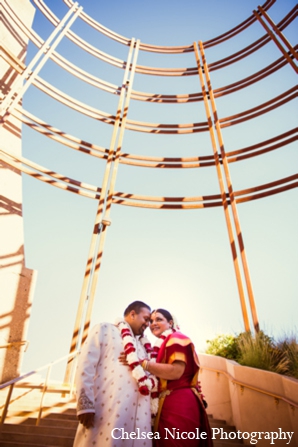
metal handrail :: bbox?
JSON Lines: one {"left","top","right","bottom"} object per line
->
{"left": 0, "top": 351, "right": 79, "bottom": 425}
{"left": 201, "top": 365, "right": 298, "bottom": 409}
{"left": 0, "top": 341, "right": 29, "bottom": 351}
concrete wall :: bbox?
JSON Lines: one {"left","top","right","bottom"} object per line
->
{"left": 0, "top": 0, "right": 37, "bottom": 383}
{"left": 199, "top": 353, "right": 298, "bottom": 447}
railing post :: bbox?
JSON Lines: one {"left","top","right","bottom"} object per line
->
{"left": 36, "top": 363, "right": 53, "bottom": 426}
{"left": 69, "top": 352, "right": 79, "bottom": 397}
{"left": 0, "top": 352, "right": 78, "bottom": 425}
{"left": 36, "top": 363, "right": 53, "bottom": 425}
{"left": 0, "top": 383, "right": 14, "bottom": 424}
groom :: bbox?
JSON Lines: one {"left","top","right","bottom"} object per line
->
{"left": 73, "top": 301, "right": 152, "bottom": 447}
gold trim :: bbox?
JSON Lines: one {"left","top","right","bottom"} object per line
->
{"left": 168, "top": 352, "right": 187, "bottom": 364}
{"left": 154, "top": 390, "right": 172, "bottom": 432}
{"left": 159, "top": 389, "right": 172, "bottom": 399}
{"left": 165, "top": 336, "right": 192, "bottom": 347}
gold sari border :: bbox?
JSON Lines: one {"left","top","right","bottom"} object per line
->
{"left": 168, "top": 352, "right": 187, "bottom": 364}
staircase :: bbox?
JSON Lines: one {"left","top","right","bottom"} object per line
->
{"left": 0, "top": 382, "right": 243, "bottom": 447}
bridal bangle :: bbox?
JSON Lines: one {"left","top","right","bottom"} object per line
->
{"left": 142, "top": 360, "right": 147, "bottom": 370}
{"left": 142, "top": 359, "right": 150, "bottom": 371}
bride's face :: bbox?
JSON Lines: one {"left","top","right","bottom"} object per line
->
{"left": 150, "top": 312, "right": 172, "bottom": 338}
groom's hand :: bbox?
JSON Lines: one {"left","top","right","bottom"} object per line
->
{"left": 78, "top": 412, "right": 95, "bottom": 428}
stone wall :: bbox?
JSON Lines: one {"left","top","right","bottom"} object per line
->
{"left": 0, "top": 0, "right": 37, "bottom": 383}
{"left": 199, "top": 353, "right": 298, "bottom": 446}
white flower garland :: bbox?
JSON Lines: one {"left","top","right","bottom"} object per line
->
{"left": 115, "top": 319, "right": 159, "bottom": 417}
{"left": 150, "top": 328, "right": 174, "bottom": 362}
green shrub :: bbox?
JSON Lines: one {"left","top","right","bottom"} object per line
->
{"left": 205, "top": 334, "right": 239, "bottom": 360}
{"left": 236, "top": 331, "right": 289, "bottom": 375}
{"left": 205, "top": 330, "right": 298, "bottom": 378}
{"left": 276, "top": 333, "right": 298, "bottom": 379}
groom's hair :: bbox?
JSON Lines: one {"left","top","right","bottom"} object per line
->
{"left": 124, "top": 301, "right": 151, "bottom": 316}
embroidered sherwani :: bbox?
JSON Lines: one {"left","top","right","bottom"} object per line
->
{"left": 73, "top": 323, "right": 152, "bottom": 447}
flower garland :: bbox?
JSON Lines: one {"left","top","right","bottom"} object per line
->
{"left": 115, "top": 319, "right": 159, "bottom": 417}
{"left": 150, "top": 328, "right": 174, "bottom": 362}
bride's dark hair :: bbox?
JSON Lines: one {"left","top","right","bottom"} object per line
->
{"left": 151, "top": 308, "right": 173, "bottom": 322}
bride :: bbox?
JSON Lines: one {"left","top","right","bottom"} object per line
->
{"left": 143, "top": 308, "right": 213, "bottom": 447}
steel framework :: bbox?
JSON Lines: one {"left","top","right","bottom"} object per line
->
{"left": 0, "top": 0, "right": 297, "bottom": 382}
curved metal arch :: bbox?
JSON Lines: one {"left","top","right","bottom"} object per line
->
{"left": 2, "top": 148, "right": 297, "bottom": 210}
{"left": 209, "top": 6, "right": 298, "bottom": 71}
{"left": 31, "top": 74, "right": 297, "bottom": 134}
{"left": 30, "top": 0, "right": 294, "bottom": 79}
{"left": 31, "top": 76, "right": 210, "bottom": 134}
{"left": 226, "top": 128, "right": 298, "bottom": 163}
{"left": 203, "top": 0, "right": 276, "bottom": 48}
{"left": 12, "top": 107, "right": 109, "bottom": 160}
{"left": 23, "top": 28, "right": 297, "bottom": 104}
{"left": 7, "top": 0, "right": 295, "bottom": 108}
{"left": 13, "top": 107, "right": 297, "bottom": 169}
{"left": 212, "top": 49, "right": 296, "bottom": 97}
{"left": 41, "top": 43, "right": 298, "bottom": 102}
{"left": 61, "top": 0, "right": 275, "bottom": 52}
{"left": 13, "top": 106, "right": 213, "bottom": 167}
{"left": 219, "top": 86, "right": 297, "bottom": 127}
{"left": 0, "top": 149, "right": 102, "bottom": 200}
{"left": 33, "top": 76, "right": 117, "bottom": 123}
{"left": 253, "top": 5, "right": 298, "bottom": 74}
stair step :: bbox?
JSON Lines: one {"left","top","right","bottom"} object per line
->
{"left": 209, "top": 421, "right": 236, "bottom": 431}
{"left": 2, "top": 399, "right": 76, "bottom": 408}
{"left": 0, "top": 443, "right": 48, "bottom": 447}
{"left": 4, "top": 407, "right": 77, "bottom": 420}
{"left": 208, "top": 416, "right": 226, "bottom": 424}
{"left": 212, "top": 434, "right": 244, "bottom": 445}
{"left": 0, "top": 381, "right": 243, "bottom": 447}
{"left": 5, "top": 401, "right": 76, "bottom": 409}
{"left": 0, "top": 423, "right": 76, "bottom": 436}
{"left": 0, "top": 431, "right": 74, "bottom": 447}
{"left": 6, "top": 416, "right": 78, "bottom": 428}
{"left": 213, "top": 443, "right": 244, "bottom": 447}
{"left": 0, "top": 422, "right": 244, "bottom": 447}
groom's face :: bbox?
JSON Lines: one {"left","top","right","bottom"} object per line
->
{"left": 129, "top": 307, "right": 151, "bottom": 336}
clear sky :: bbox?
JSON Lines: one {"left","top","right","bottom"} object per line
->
{"left": 21, "top": 0, "right": 297, "bottom": 379}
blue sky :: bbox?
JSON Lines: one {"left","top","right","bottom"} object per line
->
{"left": 21, "top": 0, "right": 297, "bottom": 378}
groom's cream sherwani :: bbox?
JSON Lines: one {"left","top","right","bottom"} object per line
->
{"left": 73, "top": 323, "right": 152, "bottom": 447}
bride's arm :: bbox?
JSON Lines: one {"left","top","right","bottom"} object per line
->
{"left": 144, "top": 359, "right": 185, "bottom": 380}
{"left": 118, "top": 351, "right": 185, "bottom": 380}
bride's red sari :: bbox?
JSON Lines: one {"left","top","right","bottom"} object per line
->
{"left": 154, "top": 332, "right": 213, "bottom": 447}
